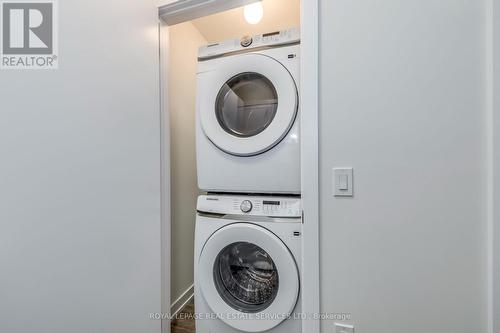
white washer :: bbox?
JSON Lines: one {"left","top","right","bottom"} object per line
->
{"left": 196, "top": 28, "right": 300, "bottom": 194}
{"left": 195, "top": 194, "right": 302, "bottom": 333}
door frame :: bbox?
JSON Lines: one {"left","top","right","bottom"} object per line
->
{"left": 159, "top": 19, "right": 171, "bottom": 333}
{"left": 298, "top": 0, "right": 320, "bottom": 332}
{"left": 491, "top": 0, "right": 499, "bottom": 332}
{"left": 158, "top": 1, "right": 320, "bottom": 332}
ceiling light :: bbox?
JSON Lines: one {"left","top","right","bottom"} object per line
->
{"left": 244, "top": 2, "right": 263, "bottom": 25}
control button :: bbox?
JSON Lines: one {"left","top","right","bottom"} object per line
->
{"left": 240, "top": 200, "right": 253, "bottom": 213}
{"left": 240, "top": 36, "right": 253, "bottom": 47}
{"left": 339, "top": 174, "right": 349, "bottom": 190}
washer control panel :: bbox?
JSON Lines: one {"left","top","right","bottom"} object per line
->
{"left": 197, "top": 195, "right": 301, "bottom": 218}
{"left": 198, "top": 27, "right": 300, "bottom": 60}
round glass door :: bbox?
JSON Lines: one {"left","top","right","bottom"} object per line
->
{"left": 198, "top": 53, "right": 298, "bottom": 156}
{"left": 214, "top": 241, "right": 279, "bottom": 313}
{"left": 216, "top": 73, "right": 278, "bottom": 138}
{"left": 197, "top": 223, "right": 300, "bottom": 332}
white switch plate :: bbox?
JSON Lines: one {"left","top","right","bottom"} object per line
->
{"left": 335, "top": 323, "right": 354, "bottom": 333}
{"left": 333, "top": 168, "right": 353, "bottom": 197}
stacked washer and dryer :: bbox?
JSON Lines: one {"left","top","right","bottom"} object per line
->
{"left": 194, "top": 28, "right": 302, "bottom": 333}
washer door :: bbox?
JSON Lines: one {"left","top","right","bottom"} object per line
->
{"left": 198, "top": 223, "right": 300, "bottom": 332}
{"left": 199, "top": 53, "right": 298, "bottom": 156}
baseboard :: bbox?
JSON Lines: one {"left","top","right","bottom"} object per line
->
{"left": 170, "top": 284, "right": 194, "bottom": 317}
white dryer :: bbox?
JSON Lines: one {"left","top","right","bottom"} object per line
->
{"left": 196, "top": 28, "right": 300, "bottom": 194}
{"left": 195, "top": 194, "right": 302, "bottom": 333}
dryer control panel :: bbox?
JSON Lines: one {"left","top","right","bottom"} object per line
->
{"left": 198, "top": 27, "right": 300, "bottom": 60}
{"left": 197, "top": 195, "right": 301, "bottom": 218}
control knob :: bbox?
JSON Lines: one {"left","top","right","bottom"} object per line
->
{"left": 240, "top": 200, "right": 253, "bottom": 213}
{"left": 240, "top": 36, "right": 253, "bottom": 47}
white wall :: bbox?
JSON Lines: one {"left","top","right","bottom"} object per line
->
{"left": 319, "top": 1, "right": 489, "bottom": 332}
{"left": 158, "top": 0, "right": 175, "bottom": 6}
{"left": 169, "top": 22, "right": 206, "bottom": 304}
{"left": 0, "top": 1, "right": 161, "bottom": 332}
{"left": 190, "top": 0, "right": 300, "bottom": 43}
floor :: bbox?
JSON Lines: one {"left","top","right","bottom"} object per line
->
{"left": 171, "top": 302, "right": 196, "bottom": 333}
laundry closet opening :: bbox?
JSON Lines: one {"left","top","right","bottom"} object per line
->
{"left": 166, "top": 1, "right": 301, "bottom": 332}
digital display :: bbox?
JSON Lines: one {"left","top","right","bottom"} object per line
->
{"left": 263, "top": 31, "right": 280, "bottom": 37}
{"left": 263, "top": 200, "right": 280, "bottom": 206}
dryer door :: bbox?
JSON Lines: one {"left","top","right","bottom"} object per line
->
{"left": 198, "top": 53, "right": 298, "bottom": 156}
{"left": 198, "top": 223, "right": 300, "bottom": 332}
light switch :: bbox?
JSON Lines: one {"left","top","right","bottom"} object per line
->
{"left": 339, "top": 174, "right": 349, "bottom": 190}
{"left": 335, "top": 323, "right": 354, "bottom": 333}
{"left": 333, "top": 168, "right": 353, "bottom": 197}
